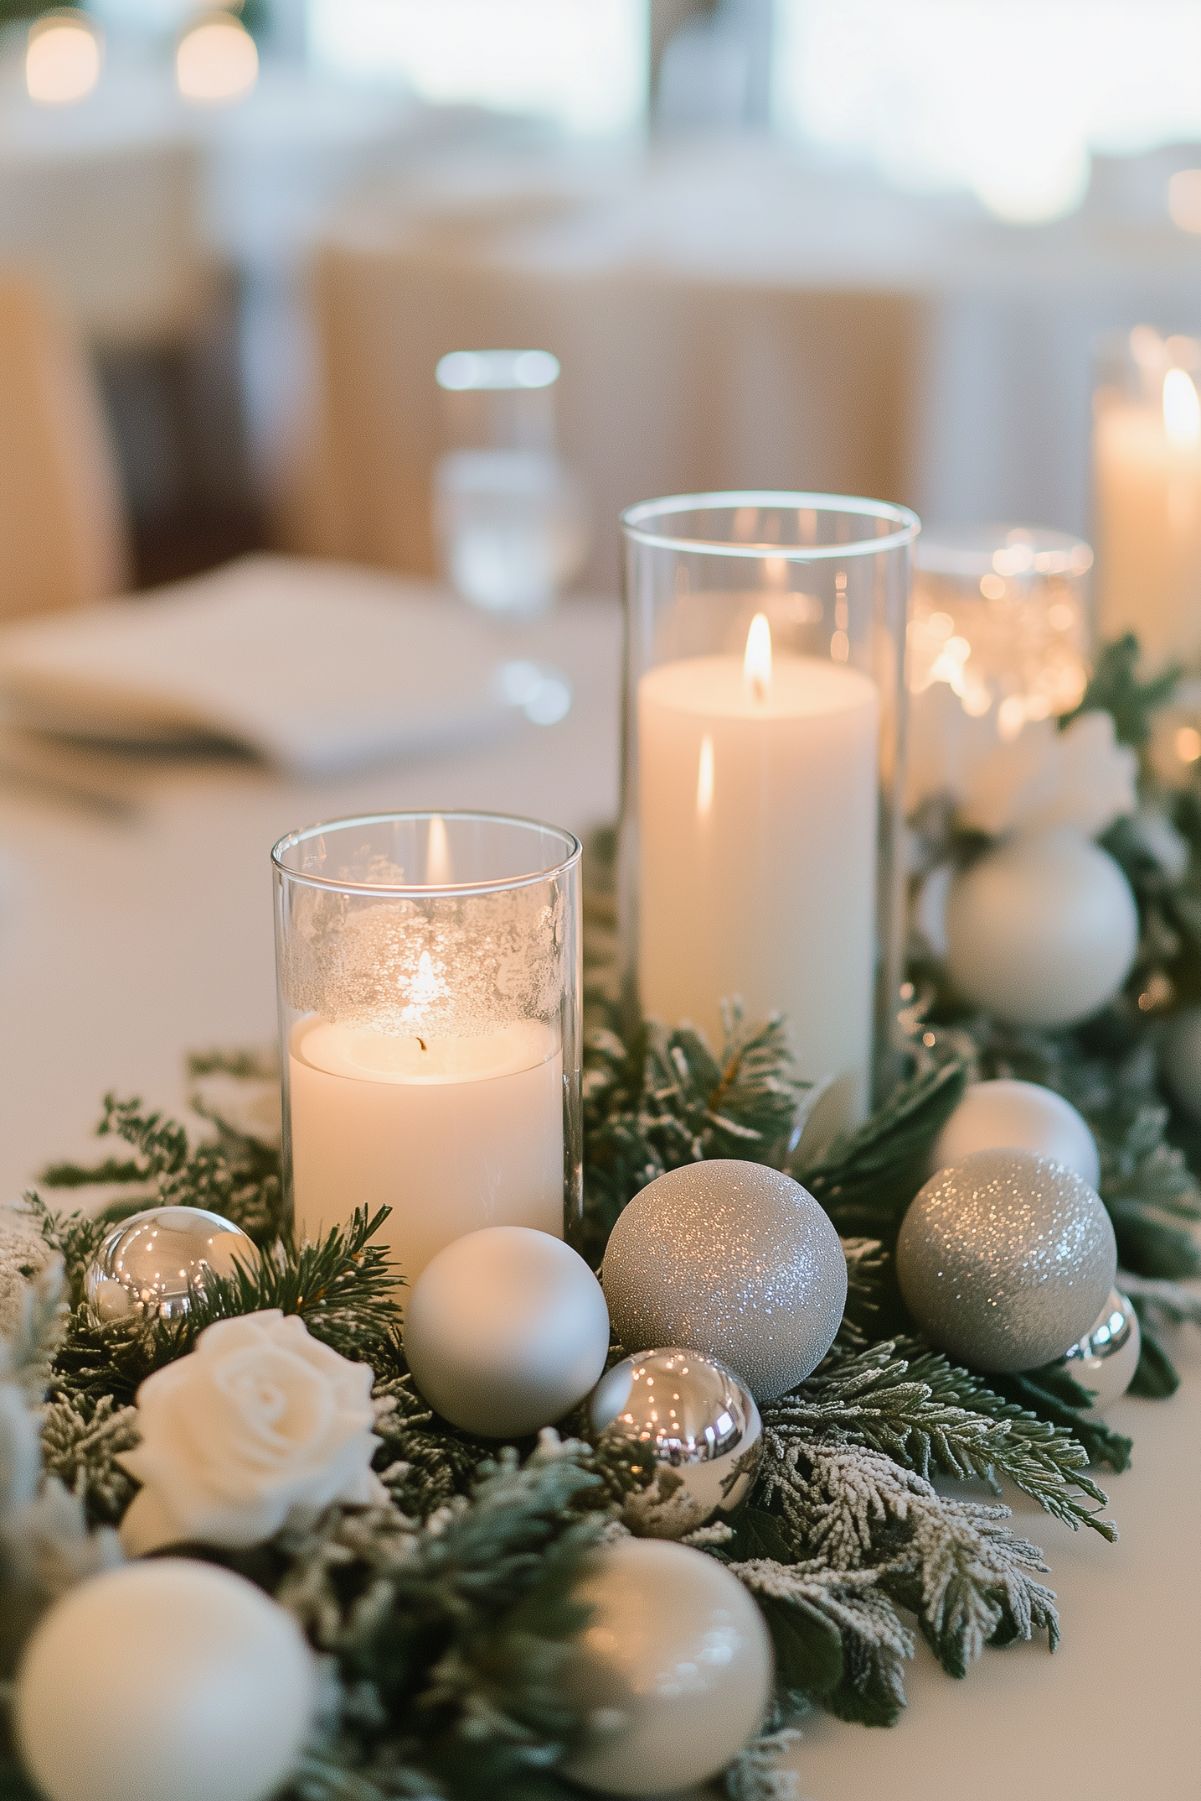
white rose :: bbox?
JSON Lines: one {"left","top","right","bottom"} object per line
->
{"left": 957, "top": 711, "right": 1137, "bottom": 840}
{"left": 119, "top": 1310, "right": 385, "bottom": 1556}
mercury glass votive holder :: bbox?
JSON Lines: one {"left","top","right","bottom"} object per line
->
{"left": 619, "top": 491, "right": 918, "bottom": 1139}
{"left": 906, "top": 524, "right": 1093, "bottom": 811}
{"left": 272, "top": 811, "right": 582, "bottom": 1285}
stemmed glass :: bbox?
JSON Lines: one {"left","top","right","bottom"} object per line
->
{"left": 433, "top": 349, "right": 587, "bottom": 724}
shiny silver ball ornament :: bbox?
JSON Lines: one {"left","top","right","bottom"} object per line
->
{"left": 602, "top": 1160, "right": 847, "bottom": 1400}
{"left": 1055, "top": 1287, "right": 1141, "bottom": 1413}
{"left": 896, "top": 1148, "right": 1117, "bottom": 1374}
{"left": 588, "top": 1348, "right": 762, "bottom": 1537}
{"left": 84, "top": 1206, "right": 253, "bottom": 1323}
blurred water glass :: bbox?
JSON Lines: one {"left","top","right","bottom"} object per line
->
{"left": 434, "top": 350, "right": 587, "bottom": 622}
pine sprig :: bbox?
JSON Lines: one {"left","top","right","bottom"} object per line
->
{"left": 581, "top": 1010, "right": 804, "bottom": 1261}
{"left": 797, "top": 1055, "right": 967, "bottom": 1241}
{"left": 276, "top": 1444, "right": 616, "bottom": 1801}
{"left": 1064, "top": 633, "right": 1180, "bottom": 747}
{"left": 37, "top": 1094, "right": 284, "bottom": 1246}
{"left": 50, "top": 1208, "right": 404, "bottom": 1408}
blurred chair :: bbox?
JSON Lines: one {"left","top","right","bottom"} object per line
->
{"left": 0, "top": 273, "right": 129, "bottom": 620}
{"left": 286, "top": 228, "right": 920, "bottom": 592}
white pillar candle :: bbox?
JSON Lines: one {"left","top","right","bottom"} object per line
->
{"left": 1096, "top": 365, "right": 1201, "bottom": 668}
{"left": 637, "top": 614, "right": 879, "bottom": 1132}
{"left": 288, "top": 1017, "right": 563, "bottom": 1288}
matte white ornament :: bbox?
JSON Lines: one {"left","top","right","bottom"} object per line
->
{"left": 602, "top": 1161, "right": 846, "bottom": 1400}
{"left": 945, "top": 828, "right": 1138, "bottom": 1029}
{"left": 1162, "top": 1007, "right": 1201, "bottom": 1123}
{"left": 15, "top": 1559, "right": 318, "bottom": 1801}
{"left": 564, "top": 1538, "right": 773, "bottom": 1795}
{"left": 931, "top": 1078, "right": 1100, "bottom": 1186}
{"left": 403, "top": 1226, "right": 610, "bottom": 1437}
{"left": 1054, "top": 1287, "right": 1141, "bottom": 1413}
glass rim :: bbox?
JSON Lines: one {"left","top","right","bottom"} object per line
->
{"left": 916, "top": 523, "right": 1093, "bottom": 580}
{"left": 435, "top": 349, "right": 561, "bottom": 393}
{"left": 271, "top": 810, "right": 582, "bottom": 899}
{"left": 620, "top": 490, "right": 921, "bottom": 560}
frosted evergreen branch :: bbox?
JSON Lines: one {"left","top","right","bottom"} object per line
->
{"left": 752, "top": 1433, "right": 1061, "bottom": 1680}
{"left": 768, "top": 1341, "right": 1115, "bottom": 1537}
{"left": 40, "top": 1393, "right": 138, "bottom": 1523}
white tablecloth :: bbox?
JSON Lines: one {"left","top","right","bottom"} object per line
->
{"left": 0, "top": 593, "right": 1197, "bottom": 1799}
{"left": 290, "top": 136, "right": 1201, "bottom": 588}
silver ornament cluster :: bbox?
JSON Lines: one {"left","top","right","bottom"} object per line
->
{"left": 1054, "top": 1287, "right": 1141, "bottom": 1413}
{"left": 588, "top": 1347, "right": 762, "bottom": 1537}
{"left": 602, "top": 1160, "right": 847, "bottom": 1400}
{"left": 896, "top": 1148, "right": 1117, "bottom": 1374}
{"left": 84, "top": 1205, "right": 253, "bottom": 1324}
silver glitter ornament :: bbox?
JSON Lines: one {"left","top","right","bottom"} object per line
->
{"left": 602, "top": 1160, "right": 847, "bottom": 1400}
{"left": 85, "top": 1206, "right": 253, "bottom": 1323}
{"left": 1054, "top": 1287, "right": 1141, "bottom": 1413}
{"left": 588, "top": 1347, "right": 762, "bottom": 1537}
{"left": 896, "top": 1148, "right": 1117, "bottom": 1374}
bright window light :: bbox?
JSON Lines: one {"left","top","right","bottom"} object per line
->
{"left": 774, "top": 0, "right": 1201, "bottom": 221}
{"left": 307, "top": 0, "right": 648, "bottom": 134}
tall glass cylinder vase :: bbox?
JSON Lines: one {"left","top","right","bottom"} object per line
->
{"left": 620, "top": 492, "right": 917, "bottom": 1141}
{"left": 273, "top": 812, "right": 582, "bottom": 1289}
{"left": 1093, "top": 327, "right": 1201, "bottom": 670}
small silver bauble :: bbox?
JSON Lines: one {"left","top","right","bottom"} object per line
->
{"left": 1055, "top": 1287, "right": 1141, "bottom": 1413}
{"left": 84, "top": 1206, "right": 253, "bottom": 1323}
{"left": 896, "top": 1148, "right": 1117, "bottom": 1374}
{"left": 602, "top": 1160, "right": 847, "bottom": 1401}
{"left": 588, "top": 1348, "right": 762, "bottom": 1538}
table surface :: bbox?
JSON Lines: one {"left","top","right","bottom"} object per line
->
{"left": 1, "top": 594, "right": 1197, "bottom": 1801}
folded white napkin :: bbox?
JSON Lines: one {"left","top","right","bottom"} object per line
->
{"left": 0, "top": 556, "right": 512, "bottom": 776}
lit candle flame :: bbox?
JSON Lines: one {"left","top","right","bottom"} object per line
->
{"left": 176, "top": 11, "right": 258, "bottom": 105}
{"left": 26, "top": 13, "right": 101, "bottom": 106}
{"left": 402, "top": 949, "right": 448, "bottom": 1032}
{"left": 1163, "top": 367, "right": 1201, "bottom": 450}
{"left": 743, "top": 613, "right": 772, "bottom": 704}
{"left": 427, "top": 815, "right": 451, "bottom": 885}
{"left": 696, "top": 735, "right": 715, "bottom": 818}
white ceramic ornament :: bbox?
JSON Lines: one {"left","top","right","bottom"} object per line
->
{"left": 403, "top": 1226, "right": 610, "bottom": 1437}
{"left": 1055, "top": 1287, "right": 1141, "bottom": 1413}
{"left": 602, "top": 1160, "right": 847, "bottom": 1400}
{"left": 14, "top": 1559, "right": 318, "bottom": 1801}
{"left": 564, "top": 1538, "right": 773, "bottom": 1796}
{"left": 1162, "top": 1007, "right": 1201, "bottom": 1123}
{"left": 931, "top": 1078, "right": 1100, "bottom": 1186}
{"left": 945, "top": 828, "right": 1138, "bottom": 1029}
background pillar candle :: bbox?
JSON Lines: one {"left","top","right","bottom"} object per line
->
{"left": 1094, "top": 328, "right": 1201, "bottom": 670}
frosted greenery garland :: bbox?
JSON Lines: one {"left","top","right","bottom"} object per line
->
{"left": 0, "top": 635, "right": 1199, "bottom": 1799}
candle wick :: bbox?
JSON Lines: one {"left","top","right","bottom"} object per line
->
{"left": 416, "top": 1036, "right": 428, "bottom": 1053}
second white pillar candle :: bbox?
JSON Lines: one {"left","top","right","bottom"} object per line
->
{"left": 637, "top": 616, "right": 880, "bottom": 1134}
